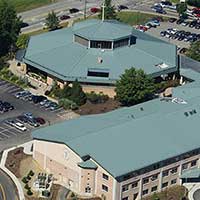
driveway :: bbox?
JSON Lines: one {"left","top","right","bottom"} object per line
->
{"left": 0, "top": 169, "right": 18, "bottom": 200}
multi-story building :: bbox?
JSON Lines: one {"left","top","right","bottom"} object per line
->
{"left": 16, "top": 19, "right": 178, "bottom": 97}
{"left": 32, "top": 71, "right": 200, "bottom": 200}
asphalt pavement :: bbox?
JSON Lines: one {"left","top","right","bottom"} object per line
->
{"left": 0, "top": 79, "right": 77, "bottom": 152}
{"left": 0, "top": 169, "right": 18, "bottom": 200}
{"left": 20, "top": 0, "right": 171, "bottom": 33}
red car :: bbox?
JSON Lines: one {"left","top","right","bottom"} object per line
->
{"left": 193, "top": 8, "right": 200, "bottom": 18}
{"left": 60, "top": 15, "right": 71, "bottom": 20}
{"left": 90, "top": 7, "right": 100, "bottom": 13}
{"left": 136, "top": 25, "right": 148, "bottom": 32}
{"left": 34, "top": 117, "right": 46, "bottom": 125}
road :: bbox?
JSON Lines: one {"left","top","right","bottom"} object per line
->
{"left": 19, "top": 0, "right": 179, "bottom": 33}
{"left": 0, "top": 169, "right": 18, "bottom": 200}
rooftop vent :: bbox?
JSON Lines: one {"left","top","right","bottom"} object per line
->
{"left": 155, "top": 62, "right": 169, "bottom": 69}
{"left": 172, "top": 97, "right": 187, "bottom": 104}
{"left": 97, "top": 57, "right": 103, "bottom": 64}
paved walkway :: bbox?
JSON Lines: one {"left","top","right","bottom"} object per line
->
{"left": 184, "top": 183, "right": 200, "bottom": 200}
{"left": 0, "top": 146, "right": 25, "bottom": 200}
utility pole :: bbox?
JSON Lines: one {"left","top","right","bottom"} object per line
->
{"left": 84, "top": 0, "right": 87, "bottom": 19}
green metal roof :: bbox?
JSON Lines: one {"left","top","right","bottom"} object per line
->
{"left": 23, "top": 19, "right": 177, "bottom": 84}
{"left": 180, "top": 168, "right": 200, "bottom": 179}
{"left": 78, "top": 160, "right": 98, "bottom": 170}
{"left": 32, "top": 79, "right": 200, "bottom": 178}
{"left": 73, "top": 19, "right": 133, "bottom": 40}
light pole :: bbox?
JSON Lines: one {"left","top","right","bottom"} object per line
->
{"left": 84, "top": 0, "right": 87, "bottom": 19}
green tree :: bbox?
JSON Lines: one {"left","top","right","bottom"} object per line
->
{"left": 0, "top": 0, "right": 21, "bottom": 56}
{"left": 16, "top": 34, "right": 29, "bottom": 49}
{"left": 186, "top": 40, "right": 200, "bottom": 62}
{"left": 176, "top": 2, "right": 187, "bottom": 16}
{"left": 115, "top": 67, "right": 155, "bottom": 106}
{"left": 45, "top": 11, "right": 59, "bottom": 30}
{"left": 70, "top": 80, "right": 87, "bottom": 106}
{"left": 99, "top": 0, "right": 116, "bottom": 20}
{"left": 187, "top": 0, "right": 200, "bottom": 7}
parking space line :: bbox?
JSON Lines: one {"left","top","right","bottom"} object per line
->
{"left": 51, "top": 107, "right": 63, "bottom": 113}
{"left": 0, "top": 131, "right": 10, "bottom": 138}
{"left": 7, "top": 86, "right": 20, "bottom": 93}
{"left": 1, "top": 84, "right": 16, "bottom": 91}
{"left": 10, "top": 88, "right": 22, "bottom": 94}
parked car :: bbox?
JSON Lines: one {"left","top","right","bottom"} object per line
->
{"left": 146, "top": 20, "right": 160, "bottom": 27}
{"left": 60, "top": 15, "right": 70, "bottom": 20}
{"left": 181, "top": 21, "right": 189, "bottom": 26}
{"left": 160, "top": 31, "right": 166, "bottom": 37}
{"left": 156, "top": 9, "right": 167, "bottom": 14}
{"left": 69, "top": 8, "right": 79, "bottom": 14}
{"left": 44, "top": 100, "right": 52, "bottom": 108}
{"left": 20, "top": 22, "right": 29, "bottom": 28}
{"left": 27, "top": 118, "right": 39, "bottom": 127}
{"left": 14, "top": 122, "right": 27, "bottom": 131}
{"left": 117, "top": 5, "right": 128, "bottom": 11}
{"left": 90, "top": 7, "right": 100, "bottom": 13}
{"left": 40, "top": 99, "right": 48, "bottom": 106}
{"left": 15, "top": 90, "right": 29, "bottom": 98}
{"left": 168, "top": 18, "right": 176, "bottom": 23}
{"left": 176, "top": 18, "right": 184, "bottom": 25}
{"left": 17, "top": 115, "right": 29, "bottom": 123}
{"left": 189, "top": 20, "right": 197, "bottom": 28}
{"left": 23, "top": 112, "right": 33, "bottom": 119}
{"left": 136, "top": 25, "right": 148, "bottom": 32}
{"left": 2, "top": 102, "right": 14, "bottom": 111}
{"left": 49, "top": 102, "right": 59, "bottom": 111}
{"left": 151, "top": 5, "right": 162, "bottom": 11}
{"left": 5, "top": 119, "right": 15, "bottom": 126}
{"left": 32, "top": 95, "right": 47, "bottom": 104}
{"left": 34, "top": 117, "right": 46, "bottom": 125}
{"left": 159, "top": 1, "right": 172, "bottom": 7}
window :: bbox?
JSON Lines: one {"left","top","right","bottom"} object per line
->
{"left": 122, "top": 184, "right": 129, "bottom": 192}
{"left": 90, "top": 40, "right": 112, "bottom": 49}
{"left": 87, "top": 70, "right": 109, "bottom": 78}
{"left": 85, "top": 186, "right": 91, "bottom": 193}
{"left": 143, "top": 178, "right": 149, "bottom": 184}
{"left": 74, "top": 35, "right": 89, "bottom": 47}
{"left": 113, "top": 38, "right": 129, "bottom": 49}
{"left": 102, "top": 184, "right": 108, "bottom": 192}
{"left": 162, "top": 170, "right": 169, "bottom": 177}
{"left": 142, "top": 189, "right": 148, "bottom": 196}
{"left": 162, "top": 182, "right": 168, "bottom": 188}
{"left": 151, "top": 174, "right": 158, "bottom": 181}
{"left": 171, "top": 167, "right": 178, "bottom": 174}
{"left": 131, "top": 181, "right": 138, "bottom": 188}
{"left": 122, "top": 197, "right": 128, "bottom": 200}
{"left": 182, "top": 163, "right": 188, "bottom": 170}
{"left": 171, "top": 179, "right": 177, "bottom": 185}
{"left": 151, "top": 186, "right": 157, "bottom": 192}
{"left": 191, "top": 160, "right": 197, "bottom": 167}
{"left": 103, "top": 173, "right": 109, "bottom": 180}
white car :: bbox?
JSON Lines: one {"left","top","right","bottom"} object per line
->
{"left": 14, "top": 122, "right": 27, "bottom": 131}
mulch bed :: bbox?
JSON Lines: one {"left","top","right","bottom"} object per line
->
{"left": 5, "top": 147, "right": 30, "bottom": 178}
{"left": 76, "top": 99, "right": 121, "bottom": 115}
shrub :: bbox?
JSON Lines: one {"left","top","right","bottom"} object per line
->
{"left": 27, "top": 189, "right": 33, "bottom": 196}
{"left": 27, "top": 175, "right": 31, "bottom": 180}
{"left": 24, "top": 183, "right": 30, "bottom": 190}
{"left": 59, "top": 98, "right": 78, "bottom": 110}
{"left": 87, "top": 92, "right": 109, "bottom": 104}
{"left": 29, "top": 170, "right": 34, "bottom": 176}
{"left": 22, "top": 177, "right": 28, "bottom": 184}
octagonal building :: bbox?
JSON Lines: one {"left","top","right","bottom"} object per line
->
{"left": 22, "top": 19, "right": 178, "bottom": 96}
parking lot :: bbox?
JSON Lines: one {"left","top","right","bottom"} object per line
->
{"left": 147, "top": 20, "right": 200, "bottom": 49}
{"left": 0, "top": 79, "right": 78, "bottom": 151}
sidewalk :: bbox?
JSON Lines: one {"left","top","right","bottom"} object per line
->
{"left": 0, "top": 146, "right": 25, "bottom": 200}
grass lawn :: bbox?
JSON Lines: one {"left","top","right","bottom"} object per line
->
{"left": 117, "top": 11, "right": 158, "bottom": 26}
{"left": 8, "top": 0, "right": 58, "bottom": 12}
